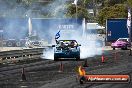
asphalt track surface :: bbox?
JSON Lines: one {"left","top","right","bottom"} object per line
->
{"left": 0, "top": 49, "right": 132, "bottom": 88}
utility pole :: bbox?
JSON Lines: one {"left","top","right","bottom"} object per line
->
{"left": 76, "top": 3, "right": 78, "bottom": 23}
{"left": 129, "top": 8, "right": 131, "bottom": 56}
{"left": 127, "top": 7, "right": 132, "bottom": 55}
{"left": 129, "top": 25, "right": 131, "bottom": 55}
{"left": 72, "top": 0, "right": 78, "bottom": 23}
{"left": 93, "top": 0, "right": 97, "bottom": 17}
{"left": 0, "top": 29, "right": 3, "bottom": 49}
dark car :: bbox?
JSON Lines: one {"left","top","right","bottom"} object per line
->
{"left": 52, "top": 40, "right": 81, "bottom": 61}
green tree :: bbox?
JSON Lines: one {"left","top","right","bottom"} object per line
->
{"left": 97, "top": 4, "right": 127, "bottom": 25}
{"left": 128, "top": 0, "right": 132, "bottom": 7}
{"left": 65, "top": 4, "right": 90, "bottom": 20}
{"left": 104, "top": 0, "right": 127, "bottom": 7}
{"left": 80, "top": 0, "right": 91, "bottom": 7}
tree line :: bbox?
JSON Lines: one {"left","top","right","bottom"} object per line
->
{"left": 0, "top": 0, "right": 132, "bottom": 25}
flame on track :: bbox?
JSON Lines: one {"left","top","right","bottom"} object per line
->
{"left": 78, "top": 66, "right": 86, "bottom": 76}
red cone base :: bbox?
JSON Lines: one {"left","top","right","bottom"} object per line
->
{"left": 58, "top": 62, "right": 63, "bottom": 72}
{"left": 102, "top": 55, "right": 105, "bottom": 63}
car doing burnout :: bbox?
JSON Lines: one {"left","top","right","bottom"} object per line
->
{"left": 111, "top": 38, "right": 131, "bottom": 50}
{"left": 52, "top": 40, "right": 81, "bottom": 60}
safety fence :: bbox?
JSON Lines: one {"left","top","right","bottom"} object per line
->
{"left": 0, "top": 48, "right": 45, "bottom": 64}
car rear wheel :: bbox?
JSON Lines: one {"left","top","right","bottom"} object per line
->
{"left": 125, "top": 45, "right": 128, "bottom": 50}
{"left": 76, "top": 55, "right": 80, "bottom": 60}
{"left": 54, "top": 57, "right": 58, "bottom": 61}
{"left": 54, "top": 54, "right": 58, "bottom": 61}
{"left": 121, "top": 45, "right": 127, "bottom": 50}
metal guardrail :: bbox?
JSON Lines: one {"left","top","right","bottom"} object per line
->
{"left": 0, "top": 48, "right": 45, "bottom": 64}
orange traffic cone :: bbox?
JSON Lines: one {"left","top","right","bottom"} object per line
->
{"left": 114, "top": 51, "right": 119, "bottom": 62}
{"left": 83, "top": 59, "right": 88, "bottom": 67}
{"left": 129, "top": 49, "right": 132, "bottom": 56}
{"left": 21, "top": 68, "right": 26, "bottom": 81}
{"left": 12, "top": 57, "right": 16, "bottom": 64}
{"left": 114, "top": 51, "right": 117, "bottom": 61}
{"left": 58, "top": 62, "right": 63, "bottom": 72}
{"left": 101, "top": 47, "right": 105, "bottom": 63}
{"left": 101, "top": 54, "right": 105, "bottom": 63}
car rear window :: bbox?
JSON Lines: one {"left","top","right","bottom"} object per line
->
{"left": 118, "top": 39, "right": 128, "bottom": 42}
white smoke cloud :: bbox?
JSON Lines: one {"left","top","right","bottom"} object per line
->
{"left": 0, "top": 1, "right": 102, "bottom": 59}
{"left": 42, "top": 30, "right": 102, "bottom": 60}
{"left": 42, "top": 22, "right": 102, "bottom": 60}
{"left": 79, "top": 38, "right": 102, "bottom": 59}
{"left": 42, "top": 48, "right": 54, "bottom": 60}
{"left": 41, "top": 0, "right": 103, "bottom": 59}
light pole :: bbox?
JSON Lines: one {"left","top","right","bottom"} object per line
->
{"left": 93, "top": 0, "right": 97, "bottom": 17}
{"left": 127, "top": 7, "right": 132, "bottom": 55}
{"left": 129, "top": 25, "right": 131, "bottom": 56}
{"left": 0, "top": 30, "right": 3, "bottom": 49}
{"left": 72, "top": 0, "right": 78, "bottom": 23}
{"left": 76, "top": 3, "right": 77, "bottom": 23}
